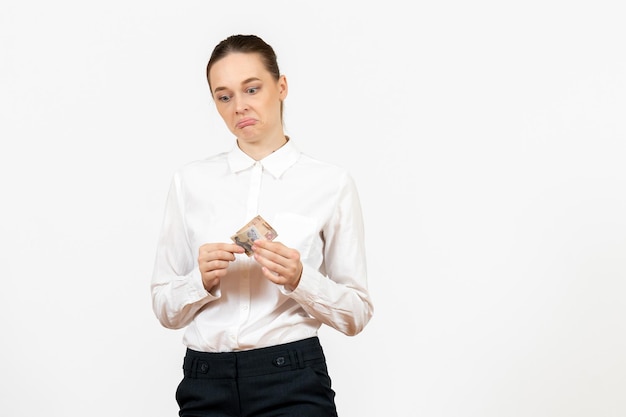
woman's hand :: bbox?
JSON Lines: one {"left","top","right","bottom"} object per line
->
{"left": 198, "top": 243, "right": 245, "bottom": 292}
{"left": 252, "top": 240, "right": 303, "bottom": 291}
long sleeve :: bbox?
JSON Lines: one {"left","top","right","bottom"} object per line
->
{"left": 150, "top": 173, "right": 215, "bottom": 329}
{"left": 286, "top": 172, "right": 373, "bottom": 336}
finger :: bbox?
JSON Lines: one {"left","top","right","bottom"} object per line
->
{"left": 200, "top": 243, "right": 246, "bottom": 256}
{"left": 216, "top": 242, "right": 246, "bottom": 253}
{"left": 256, "top": 253, "right": 298, "bottom": 283}
{"left": 228, "top": 243, "right": 246, "bottom": 254}
{"left": 199, "top": 259, "right": 231, "bottom": 274}
{"left": 261, "top": 266, "right": 284, "bottom": 284}
{"left": 200, "top": 249, "right": 241, "bottom": 263}
{"left": 252, "top": 239, "right": 287, "bottom": 255}
{"left": 252, "top": 243, "right": 286, "bottom": 265}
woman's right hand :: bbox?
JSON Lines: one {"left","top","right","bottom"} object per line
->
{"left": 198, "top": 243, "right": 245, "bottom": 291}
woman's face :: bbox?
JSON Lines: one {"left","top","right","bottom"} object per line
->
{"left": 208, "top": 52, "right": 287, "bottom": 145}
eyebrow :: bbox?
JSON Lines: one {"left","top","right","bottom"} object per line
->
{"left": 213, "top": 77, "right": 262, "bottom": 94}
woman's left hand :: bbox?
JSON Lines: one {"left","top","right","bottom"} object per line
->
{"left": 252, "top": 239, "right": 303, "bottom": 290}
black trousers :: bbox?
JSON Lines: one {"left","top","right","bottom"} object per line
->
{"left": 175, "top": 337, "right": 339, "bottom": 417}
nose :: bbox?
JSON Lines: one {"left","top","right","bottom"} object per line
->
{"left": 234, "top": 94, "right": 249, "bottom": 114}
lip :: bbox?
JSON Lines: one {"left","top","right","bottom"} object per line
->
{"left": 236, "top": 118, "right": 256, "bottom": 129}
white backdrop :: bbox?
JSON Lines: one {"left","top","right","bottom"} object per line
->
{"left": 1, "top": 1, "right": 625, "bottom": 416}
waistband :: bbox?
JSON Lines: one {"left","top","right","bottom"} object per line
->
{"left": 182, "top": 337, "right": 326, "bottom": 379}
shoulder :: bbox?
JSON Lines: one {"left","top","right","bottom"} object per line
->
{"left": 297, "top": 152, "right": 349, "bottom": 175}
{"left": 173, "top": 151, "right": 229, "bottom": 178}
{"left": 296, "top": 153, "right": 355, "bottom": 185}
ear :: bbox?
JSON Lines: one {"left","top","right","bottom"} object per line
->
{"left": 278, "top": 75, "right": 288, "bottom": 100}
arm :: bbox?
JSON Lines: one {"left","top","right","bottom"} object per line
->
{"left": 254, "top": 173, "right": 374, "bottom": 336}
{"left": 150, "top": 174, "right": 231, "bottom": 329}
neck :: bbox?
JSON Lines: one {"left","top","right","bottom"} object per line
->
{"left": 238, "top": 135, "right": 288, "bottom": 161}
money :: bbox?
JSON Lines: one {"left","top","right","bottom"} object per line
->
{"left": 231, "top": 215, "right": 278, "bottom": 256}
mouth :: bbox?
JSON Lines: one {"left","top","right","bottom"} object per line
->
{"left": 236, "top": 118, "right": 256, "bottom": 129}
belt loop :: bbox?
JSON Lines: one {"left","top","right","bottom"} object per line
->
{"left": 289, "top": 349, "right": 304, "bottom": 370}
{"left": 191, "top": 357, "right": 198, "bottom": 378}
{"left": 298, "top": 349, "right": 304, "bottom": 368}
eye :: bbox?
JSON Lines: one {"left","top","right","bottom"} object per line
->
{"left": 246, "top": 86, "right": 259, "bottom": 95}
{"left": 217, "top": 94, "right": 231, "bottom": 103}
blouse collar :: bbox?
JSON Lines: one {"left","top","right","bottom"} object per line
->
{"left": 227, "top": 138, "right": 300, "bottom": 179}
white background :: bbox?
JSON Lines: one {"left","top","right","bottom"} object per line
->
{"left": 1, "top": 1, "right": 625, "bottom": 416}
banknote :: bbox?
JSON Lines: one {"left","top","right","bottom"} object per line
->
{"left": 231, "top": 215, "right": 278, "bottom": 256}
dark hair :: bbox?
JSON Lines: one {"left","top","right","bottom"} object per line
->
{"left": 206, "top": 34, "right": 281, "bottom": 93}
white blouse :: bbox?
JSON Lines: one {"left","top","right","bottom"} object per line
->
{"left": 151, "top": 139, "right": 373, "bottom": 352}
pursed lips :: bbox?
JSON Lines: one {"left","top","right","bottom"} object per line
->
{"left": 236, "top": 118, "right": 256, "bottom": 129}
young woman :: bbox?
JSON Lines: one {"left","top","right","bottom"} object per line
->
{"left": 151, "top": 34, "right": 373, "bottom": 417}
